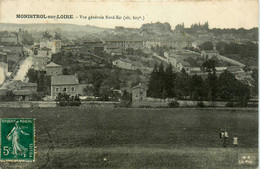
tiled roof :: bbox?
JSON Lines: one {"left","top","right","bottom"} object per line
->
{"left": 203, "top": 50, "right": 219, "bottom": 53}
{"left": 46, "top": 62, "right": 61, "bottom": 67}
{"left": 41, "top": 47, "right": 52, "bottom": 51}
{"left": 13, "top": 90, "right": 33, "bottom": 96}
{"left": 178, "top": 61, "right": 190, "bottom": 67}
{"left": 51, "top": 75, "right": 79, "bottom": 86}
{"left": 113, "top": 58, "right": 132, "bottom": 64}
{"left": 132, "top": 83, "right": 148, "bottom": 90}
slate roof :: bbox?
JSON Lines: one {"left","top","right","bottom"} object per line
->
{"left": 51, "top": 75, "right": 79, "bottom": 86}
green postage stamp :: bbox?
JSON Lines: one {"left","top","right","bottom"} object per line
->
{"left": 0, "top": 119, "right": 35, "bottom": 162}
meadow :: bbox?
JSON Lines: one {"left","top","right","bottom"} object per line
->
{"left": 0, "top": 107, "right": 258, "bottom": 169}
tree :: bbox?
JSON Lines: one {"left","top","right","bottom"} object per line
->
{"left": 126, "top": 48, "right": 134, "bottom": 55}
{"left": 0, "top": 91, "right": 14, "bottom": 101}
{"left": 147, "top": 63, "right": 161, "bottom": 98}
{"left": 122, "top": 90, "right": 131, "bottom": 101}
{"left": 216, "top": 42, "right": 228, "bottom": 55}
{"left": 62, "top": 68, "right": 69, "bottom": 75}
{"left": 92, "top": 71, "right": 106, "bottom": 96}
{"left": 131, "top": 76, "right": 142, "bottom": 87}
{"left": 199, "top": 42, "right": 213, "bottom": 50}
{"left": 205, "top": 71, "right": 218, "bottom": 101}
{"left": 235, "top": 81, "right": 250, "bottom": 106}
{"left": 42, "top": 31, "right": 52, "bottom": 39}
{"left": 190, "top": 74, "right": 206, "bottom": 100}
{"left": 251, "top": 69, "right": 258, "bottom": 96}
{"left": 27, "top": 69, "right": 50, "bottom": 95}
{"left": 217, "top": 70, "right": 237, "bottom": 101}
{"left": 174, "top": 70, "right": 191, "bottom": 99}
{"left": 201, "top": 59, "right": 216, "bottom": 73}
{"left": 83, "top": 86, "right": 94, "bottom": 96}
{"left": 54, "top": 31, "right": 62, "bottom": 40}
{"left": 164, "top": 63, "right": 176, "bottom": 98}
{"left": 37, "top": 72, "right": 45, "bottom": 92}
{"left": 27, "top": 69, "right": 37, "bottom": 83}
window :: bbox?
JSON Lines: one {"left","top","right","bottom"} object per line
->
{"left": 71, "top": 87, "right": 75, "bottom": 92}
{"left": 63, "top": 88, "right": 67, "bottom": 92}
{"left": 55, "top": 87, "right": 59, "bottom": 92}
{"left": 140, "top": 92, "right": 143, "bottom": 96}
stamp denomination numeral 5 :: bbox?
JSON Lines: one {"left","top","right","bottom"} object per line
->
{"left": 3, "top": 146, "right": 11, "bottom": 156}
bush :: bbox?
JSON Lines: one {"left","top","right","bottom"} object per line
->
{"left": 168, "top": 100, "right": 179, "bottom": 108}
{"left": 30, "top": 92, "right": 44, "bottom": 101}
{"left": 225, "top": 102, "right": 235, "bottom": 107}
{"left": 0, "top": 91, "right": 14, "bottom": 101}
{"left": 55, "top": 93, "right": 81, "bottom": 107}
{"left": 57, "top": 100, "right": 81, "bottom": 107}
{"left": 197, "top": 101, "right": 206, "bottom": 108}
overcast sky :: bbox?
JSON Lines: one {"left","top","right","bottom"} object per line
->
{"left": 0, "top": 0, "right": 258, "bottom": 29}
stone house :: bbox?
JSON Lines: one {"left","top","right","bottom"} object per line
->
{"left": 132, "top": 84, "right": 147, "bottom": 101}
{"left": 32, "top": 55, "right": 50, "bottom": 71}
{"left": 112, "top": 59, "right": 132, "bottom": 70}
{"left": 40, "top": 40, "right": 61, "bottom": 54}
{"left": 46, "top": 62, "right": 62, "bottom": 76}
{"left": 201, "top": 50, "right": 219, "bottom": 60}
{"left": 51, "top": 75, "right": 79, "bottom": 100}
{"left": 38, "top": 47, "right": 52, "bottom": 58}
{"left": 7, "top": 81, "right": 37, "bottom": 101}
{"left": 1, "top": 32, "right": 18, "bottom": 44}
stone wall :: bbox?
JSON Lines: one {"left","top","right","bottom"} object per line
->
{"left": 132, "top": 100, "right": 228, "bottom": 108}
{"left": 0, "top": 101, "right": 119, "bottom": 108}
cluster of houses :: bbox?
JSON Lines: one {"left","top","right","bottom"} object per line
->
{"left": 31, "top": 39, "right": 61, "bottom": 71}
{"left": 0, "top": 60, "right": 90, "bottom": 101}
{"left": 0, "top": 22, "right": 257, "bottom": 103}
{"left": 163, "top": 47, "right": 248, "bottom": 79}
{"left": 31, "top": 59, "right": 90, "bottom": 100}
{"left": 0, "top": 31, "right": 88, "bottom": 101}
{"left": 0, "top": 29, "right": 25, "bottom": 44}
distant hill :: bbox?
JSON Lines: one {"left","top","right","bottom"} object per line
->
{"left": 0, "top": 23, "right": 109, "bottom": 34}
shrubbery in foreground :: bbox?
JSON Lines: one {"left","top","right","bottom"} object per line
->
{"left": 55, "top": 93, "right": 81, "bottom": 107}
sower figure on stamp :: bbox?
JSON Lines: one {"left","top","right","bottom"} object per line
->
{"left": 6, "top": 121, "right": 29, "bottom": 158}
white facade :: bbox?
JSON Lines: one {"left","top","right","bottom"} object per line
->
{"left": 112, "top": 59, "right": 132, "bottom": 70}
{"left": 40, "top": 40, "right": 61, "bottom": 54}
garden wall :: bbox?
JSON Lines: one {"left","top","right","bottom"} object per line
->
{"left": 132, "top": 100, "right": 228, "bottom": 108}
{"left": 0, "top": 101, "right": 119, "bottom": 108}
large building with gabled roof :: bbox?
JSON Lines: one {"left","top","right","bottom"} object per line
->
{"left": 51, "top": 75, "right": 79, "bottom": 99}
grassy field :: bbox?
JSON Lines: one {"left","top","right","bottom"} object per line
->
{"left": 0, "top": 107, "right": 258, "bottom": 169}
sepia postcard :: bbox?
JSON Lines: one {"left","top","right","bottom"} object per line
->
{"left": 0, "top": 0, "right": 258, "bottom": 168}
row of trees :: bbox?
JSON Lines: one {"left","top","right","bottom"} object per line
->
{"left": 147, "top": 63, "right": 252, "bottom": 105}
{"left": 42, "top": 31, "right": 62, "bottom": 40}
{"left": 27, "top": 69, "right": 51, "bottom": 95}
{"left": 185, "top": 22, "right": 209, "bottom": 34}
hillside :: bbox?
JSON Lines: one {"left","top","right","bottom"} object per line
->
{"left": 0, "top": 23, "right": 108, "bottom": 34}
